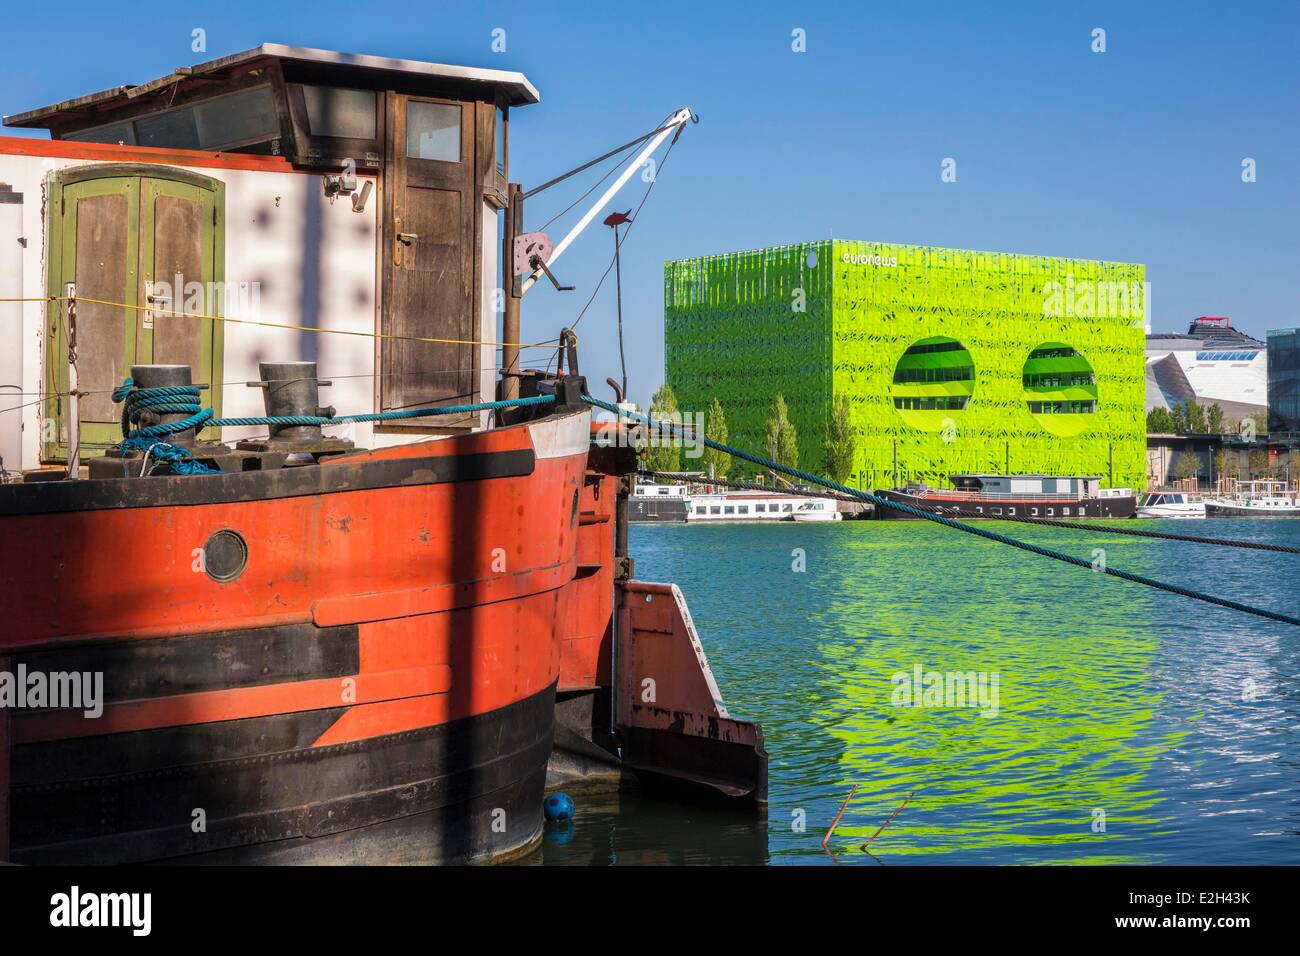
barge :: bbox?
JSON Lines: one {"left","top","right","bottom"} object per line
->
{"left": 875, "top": 473, "right": 1137, "bottom": 520}
{"left": 1203, "top": 481, "right": 1300, "bottom": 518}
{"left": 0, "top": 44, "right": 766, "bottom": 865}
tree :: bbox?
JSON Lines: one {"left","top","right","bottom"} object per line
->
{"left": 1207, "top": 403, "right": 1225, "bottom": 435}
{"left": 765, "top": 394, "right": 799, "bottom": 470}
{"left": 644, "top": 384, "right": 681, "bottom": 475}
{"left": 1213, "top": 449, "right": 1232, "bottom": 481}
{"left": 1184, "top": 400, "right": 1207, "bottom": 434}
{"left": 823, "top": 394, "right": 857, "bottom": 484}
{"left": 1170, "top": 402, "right": 1189, "bottom": 435}
{"left": 1147, "top": 407, "right": 1175, "bottom": 433}
{"left": 1248, "top": 448, "right": 1270, "bottom": 480}
{"left": 1170, "top": 451, "right": 1201, "bottom": 483}
{"left": 1251, "top": 410, "right": 1269, "bottom": 437}
{"left": 701, "top": 398, "right": 730, "bottom": 479}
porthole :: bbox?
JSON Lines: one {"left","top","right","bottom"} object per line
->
{"left": 203, "top": 529, "right": 248, "bottom": 583}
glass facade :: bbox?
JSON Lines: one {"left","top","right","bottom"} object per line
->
{"left": 1267, "top": 328, "right": 1300, "bottom": 437}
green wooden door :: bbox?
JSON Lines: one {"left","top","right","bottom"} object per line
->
{"left": 45, "top": 167, "right": 225, "bottom": 461}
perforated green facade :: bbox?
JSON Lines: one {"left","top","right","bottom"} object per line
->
{"left": 664, "top": 240, "right": 1148, "bottom": 491}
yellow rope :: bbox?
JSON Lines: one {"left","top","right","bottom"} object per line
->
{"left": 0, "top": 294, "right": 557, "bottom": 351}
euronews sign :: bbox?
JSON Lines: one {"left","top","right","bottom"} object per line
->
{"left": 842, "top": 251, "right": 898, "bottom": 267}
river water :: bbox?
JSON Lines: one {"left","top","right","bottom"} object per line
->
{"left": 537, "top": 518, "right": 1300, "bottom": 865}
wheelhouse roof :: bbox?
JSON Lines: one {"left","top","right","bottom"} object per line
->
{"left": 4, "top": 43, "right": 539, "bottom": 128}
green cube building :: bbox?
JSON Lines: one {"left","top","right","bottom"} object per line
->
{"left": 664, "top": 240, "right": 1148, "bottom": 491}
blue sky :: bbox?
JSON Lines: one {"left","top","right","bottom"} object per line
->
{"left": 2, "top": 1, "right": 1296, "bottom": 409}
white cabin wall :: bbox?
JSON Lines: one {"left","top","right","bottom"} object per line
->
{"left": 0, "top": 183, "right": 24, "bottom": 475}
{"left": 0, "top": 144, "right": 513, "bottom": 466}
{"left": 0, "top": 153, "right": 65, "bottom": 472}
{"left": 215, "top": 165, "right": 381, "bottom": 447}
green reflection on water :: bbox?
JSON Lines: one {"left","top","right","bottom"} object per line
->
{"left": 803, "top": 521, "right": 1187, "bottom": 863}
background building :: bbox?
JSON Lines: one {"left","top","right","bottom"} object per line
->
{"left": 664, "top": 239, "right": 1147, "bottom": 491}
{"left": 1267, "top": 327, "right": 1300, "bottom": 440}
{"left": 1145, "top": 317, "right": 1268, "bottom": 424}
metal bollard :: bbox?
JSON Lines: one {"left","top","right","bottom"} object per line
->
{"left": 130, "top": 364, "right": 202, "bottom": 446}
{"left": 248, "top": 362, "right": 335, "bottom": 444}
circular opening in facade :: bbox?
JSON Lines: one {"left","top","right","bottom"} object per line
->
{"left": 1023, "top": 343, "right": 1097, "bottom": 437}
{"left": 203, "top": 529, "right": 248, "bottom": 583}
{"left": 806, "top": 250, "right": 818, "bottom": 269}
{"left": 890, "top": 336, "right": 975, "bottom": 432}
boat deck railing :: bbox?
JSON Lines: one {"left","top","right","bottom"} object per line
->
{"left": 905, "top": 487, "right": 1091, "bottom": 502}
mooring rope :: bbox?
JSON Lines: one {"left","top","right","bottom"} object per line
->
{"left": 111, "top": 378, "right": 555, "bottom": 475}
{"left": 588, "top": 396, "right": 1300, "bottom": 629}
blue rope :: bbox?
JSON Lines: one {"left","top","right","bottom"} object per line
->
{"left": 110, "top": 378, "right": 556, "bottom": 475}
{"left": 583, "top": 394, "right": 1300, "bottom": 630}
{"left": 208, "top": 394, "right": 555, "bottom": 427}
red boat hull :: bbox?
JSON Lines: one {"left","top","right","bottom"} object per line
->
{"left": 0, "top": 407, "right": 591, "bottom": 864}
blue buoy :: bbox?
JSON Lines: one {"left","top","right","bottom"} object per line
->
{"left": 544, "top": 792, "right": 575, "bottom": 821}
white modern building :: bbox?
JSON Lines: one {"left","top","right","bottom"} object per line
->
{"left": 1145, "top": 317, "right": 1267, "bottom": 422}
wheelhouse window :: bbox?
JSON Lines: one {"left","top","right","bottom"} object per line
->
{"left": 406, "top": 102, "right": 460, "bottom": 161}
{"left": 303, "top": 86, "right": 377, "bottom": 140}
{"left": 67, "top": 85, "right": 280, "bottom": 152}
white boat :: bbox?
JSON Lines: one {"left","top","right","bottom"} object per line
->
{"left": 791, "top": 499, "right": 842, "bottom": 522}
{"left": 685, "top": 490, "right": 826, "bottom": 522}
{"left": 1135, "top": 491, "right": 1206, "bottom": 519}
{"left": 1203, "top": 481, "right": 1300, "bottom": 518}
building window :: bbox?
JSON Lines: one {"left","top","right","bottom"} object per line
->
{"left": 724, "top": 506, "right": 735, "bottom": 515}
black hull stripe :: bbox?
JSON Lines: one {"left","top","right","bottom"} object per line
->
{"left": 16, "top": 621, "right": 359, "bottom": 705}
{"left": 0, "top": 448, "right": 535, "bottom": 515}
{"left": 14, "top": 707, "right": 349, "bottom": 788}
{"left": 11, "top": 682, "right": 557, "bottom": 865}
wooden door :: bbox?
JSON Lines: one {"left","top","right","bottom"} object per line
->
{"left": 381, "top": 94, "right": 476, "bottom": 415}
{"left": 45, "top": 166, "right": 224, "bottom": 461}
{"left": 139, "top": 178, "right": 221, "bottom": 398}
